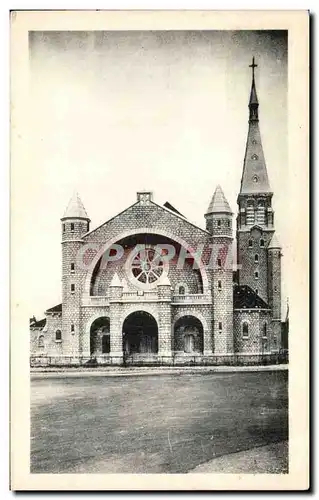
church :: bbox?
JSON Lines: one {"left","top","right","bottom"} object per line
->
{"left": 30, "top": 60, "right": 284, "bottom": 367}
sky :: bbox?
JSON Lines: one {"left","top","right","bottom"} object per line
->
{"left": 27, "top": 30, "right": 288, "bottom": 318}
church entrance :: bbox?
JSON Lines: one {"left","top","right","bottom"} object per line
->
{"left": 123, "top": 311, "right": 158, "bottom": 355}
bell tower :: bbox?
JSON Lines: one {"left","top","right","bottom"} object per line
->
{"left": 237, "top": 58, "right": 278, "bottom": 305}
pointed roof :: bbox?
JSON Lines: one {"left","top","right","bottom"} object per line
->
{"left": 110, "top": 272, "right": 122, "bottom": 287}
{"left": 62, "top": 192, "right": 90, "bottom": 220}
{"left": 249, "top": 78, "right": 259, "bottom": 106}
{"left": 239, "top": 60, "right": 272, "bottom": 196}
{"left": 158, "top": 275, "right": 171, "bottom": 286}
{"left": 268, "top": 232, "right": 281, "bottom": 249}
{"left": 206, "top": 185, "right": 232, "bottom": 215}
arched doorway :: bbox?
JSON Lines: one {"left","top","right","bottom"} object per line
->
{"left": 174, "top": 316, "right": 204, "bottom": 354}
{"left": 123, "top": 311, "right": 158, "bottom": 355}
{"left": 90, "top": 317, "right": 110, "bottom": 355}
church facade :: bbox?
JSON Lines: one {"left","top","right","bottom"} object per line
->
{"left": 30, "top": 61, "right": 283, "bottom": 366}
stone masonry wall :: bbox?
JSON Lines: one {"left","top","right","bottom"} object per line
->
{"left": 237, "top": 226, "right": 273, "bottom": 304}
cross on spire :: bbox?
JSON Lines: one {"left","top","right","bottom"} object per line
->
{"left": 249, "top": 56, "right": 258, "bottom": 80}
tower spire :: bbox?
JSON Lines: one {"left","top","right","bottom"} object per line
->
{"left": 239, "top": 58, "right": 271, "bottom": 195}
{"left": 249, "top": 57, "right": 259, "bottom": 121}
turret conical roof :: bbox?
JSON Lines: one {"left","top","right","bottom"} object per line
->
{"left": 268, "top": 232, "right": 281, "bottom": 249}
{"left": 62, "top": 192, "right": 89, "bottom": 220}
{"left": 206, "top": 185, "right": 232, "bottom": 215}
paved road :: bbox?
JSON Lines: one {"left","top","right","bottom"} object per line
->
{"left": 31, "top": 371, "right": 288, "bottom": 473}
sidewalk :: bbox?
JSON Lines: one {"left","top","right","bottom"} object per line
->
{"left": 190, "top": 441, "right": 288, "bottom": 474}
{"left": 31, "top": 364, "right": 288, "bottom": 377}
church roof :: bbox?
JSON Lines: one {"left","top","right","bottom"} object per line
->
{"left": 268, "top": 233, "right": 281, "bottom": 249}
{"left": 46, "top": 303, "right": 62, "bottom": 314}
{"left": 163, "top": 201, "right": 186, "bottom": 218}
{"left": 62, "top": 192, "right": 90, "bottom": 220}
{"left": 30, "top": 317, "right": 46, "bottom": 329}
{"left": 206, "top": 185, "right": 232, "bottom": 215}
{"left": 234, "top": 285, "right": 270, "bottom": 309}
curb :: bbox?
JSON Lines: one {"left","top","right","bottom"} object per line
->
{"left": 30, "top": 364, "right": 288, "bottom": 378}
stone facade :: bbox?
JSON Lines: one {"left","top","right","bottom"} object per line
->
{"left": 30, "top": 62, "right": 285, "bottom": 367}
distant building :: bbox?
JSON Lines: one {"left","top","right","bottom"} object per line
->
{"left": 30, "top": 60, "right": 283, "bottom": 366}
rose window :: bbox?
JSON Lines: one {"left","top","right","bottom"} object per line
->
{"left": 131, "top": 247, "right": 165, "bottom": 285}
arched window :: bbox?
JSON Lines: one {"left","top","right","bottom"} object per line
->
{"left": 246, "top": 200, "right": 255, "bottom": 225}
{"left": 55, "top": 329, "right": 62, "bottom": 341}
{"left": 179, "top": 286, "right": 185, "bottom": 295}
{"left": 255, "top": 254, "right": 259, "bottom": 263}
{"left": 70, "top": 223, "right": 74, "bottom": 231}
{"left": 38, "top": 335, "right": 44, "bottom": 348}
{"left": 71, "top": 323, "right": 75, "bottom": 333}
{"left": 217, "top": 220, "right": 221, "bottom": 227}
{"left": 218, "top": 322, "right": 222, "bottom": 331}
{"left": 260, "top": 238, "right": 265, "bottom": 247}
{"left": 249, "top": 239, "right": 253, "bottom": 248}
{"left": 263, "top": 323, "right": 267, "bottom": 338}
{"left": 242, "top": 322, "right": 249, "bottom": 338}
{"left": 255, "top": 271, "right": 259, "bottom": 279}
{"left": 257, "top": 199, "right": 265, "bottom": 225}
{"left": 218, "top": 280, "right": 222, "bottom": 290}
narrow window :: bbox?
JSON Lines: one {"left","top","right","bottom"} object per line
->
{"left": 217, "top": 258, "right": 222, "bottom": 268}
{"left": 71, "top": 323, "right": 75, "bottom": 333}
{"left": 71, "top": 284, "right": 75, "bottom": 292}
{"left": 227, "top": 220, "right": 230, "bottom": 227}
{"left": 255, "top": 289, "right": 258, "bottom": 295}
{"left": 217, "top": 220, "right": 221, "bottom": 227}
{"left": 70, "top": 223, "right": 75, "bottom": 231}
{"left": 38, "top": 335, "right": 44, "bottom": 348}
{"left": 55, "top": 329, "right": 62, "bottom": 341}
{"left": 242, "top": 322, "right": 249, "bottom": 338}
{"left": 63, "top": 223, "right": 65, "bottom": 232}
{"left": 255, "top": 271, "right": 259, "bottom": 279}
{"left": 255, "top": 254, "right": 259, "bottom": 263}
{"left": 260, "top": 238, "right": 265, "bottom": 247}
{"left": 246, "top": 200, "right": 255, "bottom": 225}
{"left": 179, "top": 286, "right": 185, "bottom": 295}
{"left": 263, "top": 323, "right": 267, "bottom": 338}
{"left": 218, "top": 322, "right": 222, "bottom": 331}
{"left": 87, "top": 222, "right": 90, "bottom": 232}
{"left": 218, "top": 280, "right": 222, "bottom": 290}
{"left": 249, "top": 239, "right": 253, "bottom": 248}
{"left": 71, "top": 262, "right": 75, "bottom": 272}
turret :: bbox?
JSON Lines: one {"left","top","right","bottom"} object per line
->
{"left": 205, "top": 185, "right": 234, "bottom": 355}
{"left": 61, "top": 192, "right": 90, "bottom": 356}
{"left": 205, "top": 185, "right": 233, "bottom": 236}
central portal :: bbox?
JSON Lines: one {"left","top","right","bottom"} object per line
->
{"left": 123, "top": 311, "right": 158, "bottom": 355}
